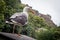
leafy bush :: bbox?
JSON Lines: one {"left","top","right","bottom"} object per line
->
{"left": 35, "top": 28, "right": 53, "bottom": 40}
{"left": 35, "top": 27, "right": 60, "bottom": 40}
{"left": 51, "top": 27, "right": 60, "bottom": 40}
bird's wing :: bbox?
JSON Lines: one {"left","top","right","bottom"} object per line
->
{"left": 10, "top": 12, "right": 22, "bottom": 18}
{"left": 11, "top": 13, "right": 28, "bottom": 25}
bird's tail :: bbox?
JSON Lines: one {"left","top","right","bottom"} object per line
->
{"left": 5, "top": 18, "right": 13, "bottom": 24}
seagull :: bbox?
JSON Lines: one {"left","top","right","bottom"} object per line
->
{"left": 6, "top": 5, "right": 32, "bottom": 35}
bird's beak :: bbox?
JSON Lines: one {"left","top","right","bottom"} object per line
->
{"left": 29, "top": 8, "right": 35, "bottom": 14}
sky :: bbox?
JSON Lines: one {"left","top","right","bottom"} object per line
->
{"left": 21, "top": 0, "right": 60, "bottom": 26}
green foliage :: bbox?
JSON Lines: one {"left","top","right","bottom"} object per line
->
{"left": 52, "top": 27, "right": 60, "bottom": 40}
{"left": 2, "top": 24, "right": 12, "bottom": 33}
{"left": 0, "top": 0, "right": 5, "bottom": 28}
{"left": 0, "top": 0, "right": 6, "bottom": 14}
{"left": 28, "top": 12, "right": 47, "bottom": 28}
{"left": 0, "top": 0, "right": 22, "bottom": 32}
{"left": 35, "top": 27, "right": 60, "bottom": 40}
{"left": 36, "top": 29, "right": 53, "bottom": 40}
{"left": 4, "top": 0, "right": 21, "bottom": 18}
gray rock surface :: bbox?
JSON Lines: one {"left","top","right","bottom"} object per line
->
{"left": 0, "top": 32, "right": 36, "bottom": 40}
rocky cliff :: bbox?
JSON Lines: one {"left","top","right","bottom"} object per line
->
{"left": 29, "top": 6, "right": 56, "bottom": 27}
